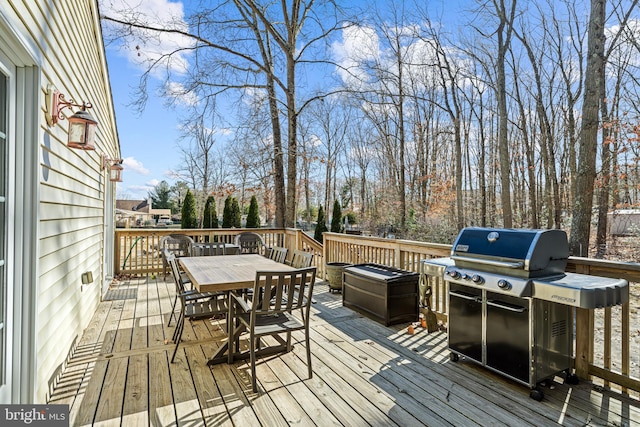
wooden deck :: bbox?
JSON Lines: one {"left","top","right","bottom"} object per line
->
{"left": 49, "top": 274, "right": 640, "bottom": 426}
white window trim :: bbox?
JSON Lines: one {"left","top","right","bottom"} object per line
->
{"left": 0, "top": 10, "right": 40, "bottom": 404}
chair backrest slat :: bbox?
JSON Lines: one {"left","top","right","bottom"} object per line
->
{"left": 268, "top": 246, "right": 288, "bottom": 264}
{"left": 251, "top": 267, "right": 316, "bottom": 320}
{"left": 291, "top": 250, "right": 313, "bottom": 268}
{"left": 235, "top": 232, "right": 265, "bottom": 254}
{"left": 192, "top": 241, "right": 225, "bottom": 256}
{"left": 166, "top": 253, "right": 185, "bottom": 293}
{"left": 160, "top": 234, "right": 194, "bottom": 257}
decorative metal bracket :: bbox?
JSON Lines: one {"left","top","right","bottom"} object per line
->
{"left": 45, "top": 85, "right": 93, "bottom": 126}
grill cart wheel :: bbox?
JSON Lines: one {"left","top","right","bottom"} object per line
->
{"left": 565, "top": 373, "right": 579, "bottom": 385}
{"left": 529, "top": 389, "right": 544, "bottom": 401}
{"left": 449, "top": 352, "right": 459, "bottom": 362}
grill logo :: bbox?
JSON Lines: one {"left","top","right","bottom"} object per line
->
{"left": 551, "top": 295, "right": 576, "bottom": 304}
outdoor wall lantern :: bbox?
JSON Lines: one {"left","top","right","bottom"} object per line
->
{"left": 103, "top": 155, "right": 124, "bottom": 182}
{"left": 46, "top": 86, "right": 98, "bottom": 150}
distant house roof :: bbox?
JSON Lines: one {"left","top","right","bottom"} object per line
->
{"left": 116, "top": 199, "right": 149, "bottom": 213}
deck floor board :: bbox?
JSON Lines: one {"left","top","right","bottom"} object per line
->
{"left": 49, "top": 275, "right": 640, "bottom": 426}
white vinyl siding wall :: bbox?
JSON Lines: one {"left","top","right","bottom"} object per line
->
{"left": 3, "top": 0, "right": 119, "bottom": 402}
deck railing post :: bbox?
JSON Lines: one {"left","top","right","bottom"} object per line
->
{"left": 575, "top": 307, "right": 593, "bottom": 380}
{"left": 574, "top": 263, "right": 594, "bottom": 380}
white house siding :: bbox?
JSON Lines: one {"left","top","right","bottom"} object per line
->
{"left": 1, "top": 0, "right": 119, "bottom": 403}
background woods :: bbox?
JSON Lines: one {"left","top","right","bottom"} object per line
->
{"left": 103, "top": 0, "right": 640, "bottom": 257}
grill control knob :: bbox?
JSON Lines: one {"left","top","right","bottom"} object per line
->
{"left": 448, "top": 270, "right": 461, "bottom": 280}
{"left": 497, "top": 279, "right": 511, "bottom": 290}
{"left": 471, "top": 274, "right": 484, "bottom": 284}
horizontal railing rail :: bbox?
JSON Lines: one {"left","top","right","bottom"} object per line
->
{"left": 114, "top": 228, "right": 324, "bottom": 277}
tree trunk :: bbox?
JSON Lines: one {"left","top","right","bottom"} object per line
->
{"left": 494, "top": 0, "right": 517, "bottom": 228}
{"left": 266, "top": 72, "right": 286, "bottom": 228}
{"left": 285, "top": 51, "right": 298, "bottom": 228}
{"left": 569, "top": 0, "right": 606, "bottom": 256}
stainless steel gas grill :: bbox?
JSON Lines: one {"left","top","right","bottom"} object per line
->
{"left": 424, "top": 227, "right": 629, "bottom": 401}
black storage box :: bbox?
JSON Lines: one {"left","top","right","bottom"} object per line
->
{"left": 343, "top": 263, "right": 419, "bottom": 326}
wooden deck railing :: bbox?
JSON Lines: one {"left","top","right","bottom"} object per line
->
{"left": 114, "top": 228, "right": 325, "bottom": 277}
{"left": 113, "top": 228, "right": 639, "bottom": 395}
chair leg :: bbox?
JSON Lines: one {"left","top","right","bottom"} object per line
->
{"left": 171, "top": 316, "right": 185, "bottom": 363}
{"left": 250, "top": 332, "right": 258, "bottom": 392}
{"left": 228, "top": 301, "right": 235, "bottom": 365}
{"left": 168, "top": 295, "right": 178, "bottom": 326}
{"left": 306, "top": 330, "right": 312, "bottom": 379}
{"left": 172, "top": 303, "right": 186, "bottom": 342}
{"left": 172, "top": 313, "right": 182, "bottom": 344}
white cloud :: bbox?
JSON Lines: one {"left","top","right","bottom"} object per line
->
{"left": 122, "top": 156, "right": 149, "bottom": 174}
{"left": 100, "top": 0, "right": 194, "bottom": 74}
{"left": 331, "top": 23, "right": 380, "bottom": 87}
{"left": 128, "top": 183, "right": 154, "bottom": 192}
{"left": 308, "top": 134, "right": 322, "bottom": 148}
{"left": 122, "top": 183, "right": 155, "bottom": 199}
{"left": 163, "top": 81, "right": 198, "bottom": 106}
{"left": 332, "top": 22, "right": 477, "bottom": 96}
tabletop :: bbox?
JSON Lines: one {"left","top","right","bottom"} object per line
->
{"left": 179, "top": 254, "right": 295, "bottom": 292}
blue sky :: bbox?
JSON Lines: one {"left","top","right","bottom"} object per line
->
{"left": 106, "top": 36, "right": 188, "bottom": 200}
{"left": 108, "top": 54, "right": 172, "bottom": 199}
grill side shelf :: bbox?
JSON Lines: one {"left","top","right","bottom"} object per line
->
{"left": 532, "top": 273, "right": 629, "bottom": 308}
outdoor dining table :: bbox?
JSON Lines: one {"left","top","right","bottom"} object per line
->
{"left": 178, "top": 254, "right": 295, "bottom": 366}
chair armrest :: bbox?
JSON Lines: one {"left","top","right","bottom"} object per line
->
{"left": 180, "top": 290, "right": 218, "bottom": 301}
{"left": 231, "top": 291, "right": 252, "bottom": 313}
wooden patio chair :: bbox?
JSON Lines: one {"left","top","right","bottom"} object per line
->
{"left": 230, "top": 267, "right": 317, "bottom": 392}
{"left": 166, "top": 253, "right": 221, "bottom": 327}
{"left": 234, "top": 232, "right": 265, "bottom": 254}
{"left": 161, "top": 248, "right": 190, "bottom": 287}
{"left": 168, "top": 255, "right": 228, "bottom": 363}
{"left": 287, "top": 250, "right": 316, "bottom": 303}
{"left": 191, "top": 241, "right": 226, "bottom": 256}
{"left": 267, "top": 246, "right": 288, "bottom": 264}
{"left": 289, "top": 250, "right": 314, "bottom": 268}
{"left": 224, "top": 245, "right": 241, "bottom": 255}
{"left": 160, "top": 234, "right": 194, "bottom": 275}
{"left": 160, "top": 234, "right": 194, "bottom": 257}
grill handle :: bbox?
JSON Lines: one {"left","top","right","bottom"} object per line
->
{"left": 487, "top": 300, "right": 527, "bottom": 313}
{"left": 449, "top": 290, "right": 481, "bottom": 303}
{"left": 451, "top": 256, "right": 524, "bottom": 269}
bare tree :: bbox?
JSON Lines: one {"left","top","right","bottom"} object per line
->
{"left": 101, "top": 0, "right": 345, "bottom": 227}
{"left": 569, "top": 0, "right": 607, "bottom": 255}
{"left": 307, "top": 96, "right": 350, "bottom": 215}
{"left": 491, "top": 0, "right": 518, "bottom": 228}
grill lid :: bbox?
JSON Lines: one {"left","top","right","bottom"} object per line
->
{"left": 451, "top": 227, "right": 569, "bottom": 277}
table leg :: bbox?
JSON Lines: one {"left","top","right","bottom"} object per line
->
{"left": 206, "top": 291, "right": 244, "bottom": 366}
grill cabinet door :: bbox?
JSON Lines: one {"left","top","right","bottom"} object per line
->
{"left": 485, "top": 292, "right": 530, "bottom": 384}
{"left": 448, "top": 284, "right": 482, "bottom": 363}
